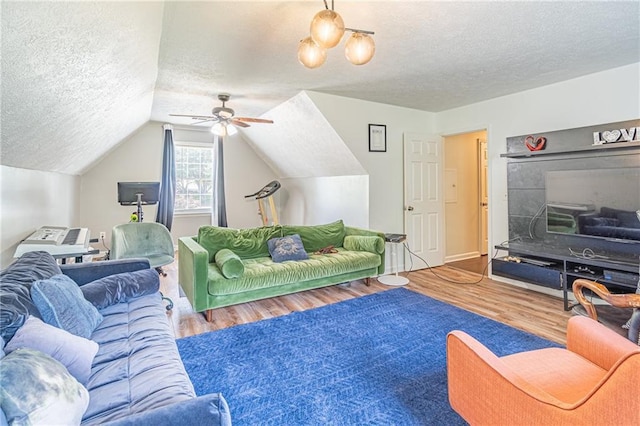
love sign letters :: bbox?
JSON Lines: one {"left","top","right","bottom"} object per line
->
{"left": 592, "top": 127, "right": 640, "bottom": 145}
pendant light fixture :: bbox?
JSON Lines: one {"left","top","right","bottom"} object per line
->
{"left": 310, "top": 8, "right": 345, "bottom": 49}
{"left": 344, "top": 31, "right": 376, "bottom": 65}
{"left": 298, "top": 36, "right": 327, "bottom": 69}
{"left": 298, "top": 0, "right": 375, "bottom": 68}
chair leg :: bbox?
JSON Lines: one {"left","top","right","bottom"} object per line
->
{"left": 160, "top": 293, "right": 173, "bottom": 311}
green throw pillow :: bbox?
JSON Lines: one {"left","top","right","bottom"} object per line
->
{"left": 282, "top": 220, "right": 346, "bottom": 252}
{"left": 343, "top": 235, "right": 385, "bottom": 254}
{"left": 215, "top": 249, "right": 245, "bottom": 279}
{"left": 0, "top": 348, "right": 89, "bottom": 425}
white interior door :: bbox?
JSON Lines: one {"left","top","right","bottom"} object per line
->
{"left": 403, "top": 133, "right": 444, "bottom": 270}
{"left": 479, "top": 139, "right": 488, "bottom": 255}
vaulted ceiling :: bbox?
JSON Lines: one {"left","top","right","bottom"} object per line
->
{"left": 2, "top": 1, "right": 639, "bottom": 175}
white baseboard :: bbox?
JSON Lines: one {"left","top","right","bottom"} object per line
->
{"left": 445, "top": 251, "right": 481, "bottom": 263}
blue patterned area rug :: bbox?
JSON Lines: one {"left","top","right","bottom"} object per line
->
{"left": 177, "top": 288, "right": 558, "bottom": 425}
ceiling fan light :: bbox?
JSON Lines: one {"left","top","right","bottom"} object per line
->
{"left": 345, "top": 32, "right": 375, "bottom": 65}
{"left": 310, "top": 9, "right": 345, "bottom": 49}
{"left": 211, "top": 122, "right": 226, "bottom": 136}
{"left": 298, "top": 36, "right": 327, "bottom": 69}
{"left": 211, "top": 122, "right": 238, "bottom": 137}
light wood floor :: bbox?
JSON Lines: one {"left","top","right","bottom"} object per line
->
{"left": 159, "top": 260, "right": 572, "bottom": 344}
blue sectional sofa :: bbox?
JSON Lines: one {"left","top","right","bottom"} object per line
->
{"left": 0, "top": 251, "right": 230, "bottom": 425}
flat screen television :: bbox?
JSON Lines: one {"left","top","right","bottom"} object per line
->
{"left": 545, "top": 168, "right": 640, "bottom": 243}
{"left": 117, "top": 182, "right": 160, "bottom": 206}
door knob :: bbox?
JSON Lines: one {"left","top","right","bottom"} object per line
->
{"left": 406, "top": 206, "right": 414, "bottom": 211}
{"left": 481, "top": 202, "right": 488, "bottom": 207}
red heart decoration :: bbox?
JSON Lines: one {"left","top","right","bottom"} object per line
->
{"left": 525, "top": 136, "right": 546, "bottom": 151}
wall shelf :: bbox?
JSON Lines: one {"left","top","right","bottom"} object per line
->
{"left": 500, "top": 140, "right": 640, "bottom": 159}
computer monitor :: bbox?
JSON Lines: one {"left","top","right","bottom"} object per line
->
{"left": 117, "top": 182, "right": 160, "bottom": 206}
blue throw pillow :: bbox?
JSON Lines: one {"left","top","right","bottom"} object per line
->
{"left": 267, "top": 234, "right": 309, "bottom": 262}
{"left": 0, "top": 250, "right": 62, "bottom": 343}
{"left": 80, "top": 268, "right": 160, "bottom": 310}
{"left": 5, "top": 316, "right": 98, "bottom": 385}
{"left": 30, "top": 274, "right": 103, "bottom": 339}
{"left": 0, "top": 348, "right": 89, "bottom": 425}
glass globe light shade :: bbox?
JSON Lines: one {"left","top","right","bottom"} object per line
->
{"left": 211, "top": 123, "right": 225, "bottom": 136}
{"left": 345, "top": 32, "right": 375, "bottom": 65}
{"left": 297, "top": 36, "right": 327, "bottom": 69}
{"left": 211, "top": 123, "right": 238, "bottom": 136}
{"left": 310, "top": 9, "right": 345, "bottom": 49}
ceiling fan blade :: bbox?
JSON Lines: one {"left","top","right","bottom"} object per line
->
{"left": 233, "top": 117, "right": 274, "bottom": 124}
{"left": 169, "top": 114, "right": 219, "bottom": 121}
{"left": 191, "top": 119, "right": 214, "bottom": 126}
{"left": 230, "top": 119, "right": 251, "bottom": 128}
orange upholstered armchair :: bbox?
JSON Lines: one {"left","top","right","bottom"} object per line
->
{"left": 447, "top": 316, "right": 640, "bottom": 425}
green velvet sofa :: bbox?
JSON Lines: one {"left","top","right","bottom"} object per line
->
{"left": 178, "top": 220, "right": 385, "bottom": 321}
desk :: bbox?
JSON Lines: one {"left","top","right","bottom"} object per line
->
{"left": 378, "top": 233, "right": 409, "bottom": 286}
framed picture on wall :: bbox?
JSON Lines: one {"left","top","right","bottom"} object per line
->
{"left": 369, "top": 124, "right": 386, "bottom": 152}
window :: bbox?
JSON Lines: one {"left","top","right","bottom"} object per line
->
{"left": 175, "top": 143, "right": 213, "bottom": 213}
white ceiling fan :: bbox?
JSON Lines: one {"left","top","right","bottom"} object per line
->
{"left": 170, "top": 93, "right": 273, "bottom": 136}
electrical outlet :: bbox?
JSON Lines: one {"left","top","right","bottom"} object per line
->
{"left": 99, "top": 231, "right": 106, "bottom": 240}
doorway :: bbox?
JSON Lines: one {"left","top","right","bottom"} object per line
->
{"left": 443, "top": 130, "right": 488, "bottom": 273}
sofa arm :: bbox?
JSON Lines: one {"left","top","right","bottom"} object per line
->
{"left": 344, "top": 226, "right": 386, "bottom": 275}
{"left": 60, "top": 258, "right": 151, "bottom": 285}
{"left": 178, "top": 236, "right": 210, "bottom": 312}
{"left": 566, "top": 315, "right": 639, "bottom": 371}
{"left": 103, "top": 393, "right": 231, "bottom": 426}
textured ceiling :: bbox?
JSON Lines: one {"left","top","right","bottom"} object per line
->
{"left": 2, "top": 1, "right": 639, "bottom": 175}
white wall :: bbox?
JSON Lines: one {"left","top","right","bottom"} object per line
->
{"left": 223, "top": 131, "right": 280, "bottom": 229}
{"left": 435, "top": 62, "right": 640, "bottom": 287}
{"left": 306, "top": 92, "right": 435, "bottom": 235}
{"left": 278, "top": 176, "right": 369, "bottom": 228}
{"left": 79, "top": 121, "right": 277, "bottom": 247}
{"left": 0, "top": 165, "right": 80, "bottom": 268}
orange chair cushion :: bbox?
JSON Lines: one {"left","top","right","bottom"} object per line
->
{"left": 501, "top": 348, "right": 606, "bottom": 404}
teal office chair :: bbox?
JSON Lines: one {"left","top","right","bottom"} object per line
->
{"left": 111, "top": 222, "right": 175, "bottom": 310}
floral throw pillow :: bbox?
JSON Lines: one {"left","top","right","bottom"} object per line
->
{"left": 267, "top": 234, "right": 309, "bottom": 263}
{"left": 0, "top": 348, "right": 89, "bottom": 425}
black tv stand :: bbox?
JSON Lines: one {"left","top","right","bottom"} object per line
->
{"left": 493, "top": 242, "right": 639, "bottom": 310}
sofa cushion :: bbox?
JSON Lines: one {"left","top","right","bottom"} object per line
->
{"left": 267, "top": 234, "right": 309, "bottom": 262}
{"left": 4, "top": 316, "right": 98, "bottom": 385}
{"left": 600, "top": 207, "right": 640, "bottom": 228}
{"left": 80, "top": 268, "right": 160, "bottom": 310}
{"left": 215, "top": 249, "right": 245, "bottom": 279}
{"left": 585, "top": 217, "right": 619, "bottom": 227}
{"left": 617, "top": 211, "right": 640, "bottom": 229}
{"left": 82, "top": 293, "right": 196, "bottom": 425}
{"left": 198, "top": 225, "right": 282, "bottom": 261}
{"left": 0, "top": 348, "right": 89, "bottom": 425}
{"left": 0, "top": 251, "right": 61, "bottom": 343}
{"left": 207, "top": 249, "right": 381, "bottom": 296}
{"left": 31, "top": 274, "right": 103, "bottom": 339}
{"left": 282, "top": 220, "right": 346, "bottom": 252}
